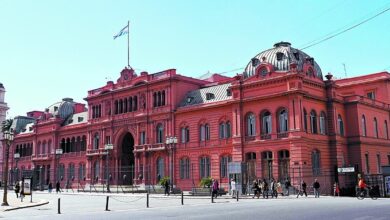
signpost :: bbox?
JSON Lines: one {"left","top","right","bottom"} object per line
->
{"left": 337, "top": 167, "right": 355, "bottom": 173}
{"left": 22, "top": 177, "right": 33, "bottom": 203}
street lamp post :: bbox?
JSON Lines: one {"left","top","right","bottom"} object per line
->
{"left": 104, "top": 144, "right": 113, "bottom": 192}
{"left": 165, "top": 136, "right": 177, "bottom": 193}
{"left": 1, "top": 130, "right": 14, "bottom": 206}
{"left": 14, "top": 153, "right": 20, "bottom": 182}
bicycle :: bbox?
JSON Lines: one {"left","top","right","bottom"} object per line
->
{"left": 356, "top": 186, "right": 378, "bottom": 200}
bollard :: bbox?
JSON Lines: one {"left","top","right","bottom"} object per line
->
{"left": 236, "top": 190, "right": 239, "bottom": 202}
{"left": 105, "top": 196, "right": 109, "bottom": 211}
{"left": 211, "top": 193, "right": 214, "bottom": 203}
{"left": 146, "top": 193, "right": 149, "bottom": 208}
{"left": 58, "top": 198, "right": 61, "bottom": 214}
{"left": 181, "top": 192, "right": 184, "bottom": 205}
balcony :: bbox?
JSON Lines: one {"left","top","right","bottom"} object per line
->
{"left": 32, "top": 154, "right": 52, "bottom": 161}
{"left": 245, "top": 136, "right": 256, "bottom": 142}
{"left": 86, "top": 149, "right": 107, "bottom": 156}
{"left": 260, "top": 134, "right": 272, "bottom": 140}
{"left": 277, "top": 132, "right": 289, "bottom": 139}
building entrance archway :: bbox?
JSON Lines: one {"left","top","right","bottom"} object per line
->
{"left": 120, "top": 132, "right": 135, "bottom": 185}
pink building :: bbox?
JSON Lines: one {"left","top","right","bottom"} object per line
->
{"left": 3, "top": 42, "right": 390, "bottom": 194}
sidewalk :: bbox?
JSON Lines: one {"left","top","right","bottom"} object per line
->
{"left": 0, "top": 191, "right": 49, "bottom": 212}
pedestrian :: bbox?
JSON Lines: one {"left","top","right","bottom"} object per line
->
{"left": 252, "top": 180, "right": 260, "bottom": 198}
{"left": 231, "top": 178, "right": 236, "bottom": 198}
{"left": 56, "top": 181, "right": 61, "bottom": 193}
{"left": 14, "top": 181, "right": 20, "bottom": 198}
{"left": 212, "top": 179, "right": 219, "bottom": 198}
{"left": 164, "top": 179, "right": 170, "bottom": 196}
{"left": 276, "top": 180, "right": 283, "bottom": 196}
{"left": 284, "top": 178, "right": 291, "bottom": 196}
{"left": 262, "top": 179, "right": 269, "bottom": 199}
{"left": 270, "top": 179, "right": 277, "bottom": 198}
{"left": 333, "top": 182, "right": 340, "bottom": 197}
{"left": 48, "top": 182, "right": 53, "bottom": 193}
{"left": 313, "top": 179, "right": 320, "bottom": 198}
{"left": 297, "top": 180, "right": 307, "bottom": 198}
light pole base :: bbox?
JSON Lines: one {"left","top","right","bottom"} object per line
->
{"left": 1, "top": 202, "right": 9, "bottom": 206}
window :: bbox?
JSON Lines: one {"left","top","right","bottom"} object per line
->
{"left": 247, "top": 113, "right": 256, "bottom": 136}
{"left": 219, "top": 123, "right": 225, "bottom": 139}
{"left": 367, "top": 91, "right": 375, "bottom": 100}
{"left": 156, "top": 124, "right": 164, "bottom": 143}
{"left": 68, "top": 163, "right": 75, "bottom": 180}
{"left": 57, "top": 163, "right": 65, "bottom": 181}
{"left": 310, "top": 110, "right": 317, "bottom": 134}
{"left": 199, "top": 124, "right": 210, "bottom": 141}
{"left": 385, "top": 121, "right": 389, "bottom": 139}
{"left": 260, "top": 68, "right": 268, "bottom": 77}
{"left": 78, "top": 117, "right": 83, "bottom": 122}
{"left": 154, "top": 91, "right": 166, "bottom": 107}
{"left": 205, "top": 124, "right": 210, "bottom": 140}
{"left": 312, "top": 150, "right": 321, "bottom": 175}
{"left": 226, "top": 121, "right": 231, "bottom": 138}
{"left": 262, "top": 151, "right": 273, "bottom": 180}
{"left": 338, "top": 115, "right": 344, "bottom": 136}
{"left": 261, "top": 111, "right": 272, "bottom": 135}
{"left": 278, "top": 109, "right": 288, "bottom": 133}
{"left": 93, "top": 161, "right": 100, "bottom": 180}
{"left": 157, "top": 157, "right": 165, "bottom": 178}
{"left": 226, "top": 89, "right": 232, "bottom": 96}
{"left": 362, "top": 115, "right": 367, "bottom": 136}
{"left": 374, "top": 118, "right": 378, "bottom": 138}
{"left": 199, "top": 156, "right": 210, "bottom": 178}
{"left": 365, "top": 153, "right": 370, "bottom": 174}
{"left": 180, "top": 157, "right": 190, "bottom": 179}
{"left": 140, "top": 131, "right": 146, "bottom": 145}
{"left": 303, "top": 109, "right": 308, "bottom": 132}
{"left": 276, "top": 52, "right": 284, "bottom": 61}
{"left": 278, "top": 150, "right": 290, "bottom": 180}
{"left": 181, "top": 127, "right": 190, "bottom": 143}
{"left": 293, "top": 52, "right": 300, "bottom": 60}
{"left": 377, "top": 154, "right": 381, "bottom": 174}
{"left": 319, "top": 112, "right": 326, "bottom": 135}
{"left": 206, "top": 93, "right": 215, "bottom": 100}
{"left": 78, "top": 163, "right": 86, "bottom": 181}
{"left": 220, "top": 155, "right": 232, "bottom": 178}
{"left": 105, "top": 136, "right": 111, "bottom": 145}
{"left": 93, "top": 133, "right": 100, "bottom": 149}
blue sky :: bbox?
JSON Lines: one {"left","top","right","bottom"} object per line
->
{"left": 1, "top": 0, "right": 390, "bottom": 117}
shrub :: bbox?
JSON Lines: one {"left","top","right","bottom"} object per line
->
{"left": 159, "top": 176, "right": 170, "bottom": 186}
{"left": 200, "top": 177, "right": 212, "bottom": 188}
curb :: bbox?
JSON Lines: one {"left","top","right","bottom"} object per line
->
{"left": 3, "top": 200, "right": 49, "bottom": 212}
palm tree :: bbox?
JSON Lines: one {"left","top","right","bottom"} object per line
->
{"left": 1, "top": 118, "right": 13, "bottom": 206}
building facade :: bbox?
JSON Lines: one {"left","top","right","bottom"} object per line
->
{"left": 3, "top": 42, "right": 390, "bottom": 193}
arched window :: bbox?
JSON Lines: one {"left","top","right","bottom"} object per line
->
{"left": 37, "top": 141, "right": 41, "bottom": 155}
{"left": 362, "top": 115, "right": 367, "bottom": 137}
{"left": 312, "top": 150, "right": 321, "bottom": 175}
{"left": 278, "top": 150, "right": 290, "bottom": 180}
{"left": 42, "top": 141, "right": 46, "bottom": 155}
{"left": 48, "top": 140, "right": 52, "bottom": 154}
{"left": 57, "top": 163, "right": 65, "bottom": 181}
{"left": 262, "top": 151, "right": 273, "bottom": 180}
{"left": 246, "top": 113, "right": 256, "bottom": 136}
{"left": 199, "top": 123, "right": 210, "bottom": 141}
{"left": 66, "top": 138, "right": 71, "bottom": 153}
{"left": 129, "top": 97, "right": 133, "bottom": 112}
{"left": 119, "top": 99, "right": 123, "bottom": 114}
{"left": 156, "top": 124, "right": 164, "bottom": 143}
{"left": 303, "top": 109, "right": 308, "bottom": 132}
{"left": 374, "top": 118, "right": 378, "bottom": 138}
{"left": 153, "top": 92, "right": 157, "bottom": 107}
{"left": 219, "top": 122, "right": 225, "bottom": 139}
{"left": 205, "top": 124, "right": 210, "bottom": 140}
{"left": 61, "top": 138, "right": 66, "bottom": 153}
{"left": 385, "top": 120, "right": 389, "bottom": 139}
{"left": 68, "top": 163, "right": 75, "bottom": 180}
{"left": 181, "top": 127, "right": 190, "bottom": 143}
{"left": 81, "top": 135, "right": 87, "bottom": 151}
{"left": 157, "top": 157, "right": 165, "bottom": 178}
{"left": 71, "top": 137, "right": 75, "bottom": 152}
{"left": 261, "top": 111, "right": 272, "bottom": 137}
{"left": 93, "top": 161, "right": 100, "bottom": 181}
{"left": 124, "top": 98, "right": 128, "bottom": 113}
{"left": 133, "top": 96, "right": 138, "bottom": 111}
{"left": 180, "top": 157, "right": 190, "bottom": 179}
{"left": 310, "top": 110, "right": 317, "bottom": 134}
{"left": 319, "top": 112, "right": 326, "bottom": 135}
{"left": 278, "top": 109, "right": 288, "bottom": 133}
{"left": 157, "top": 91, "right": 161, "bottom": 107}
{"left": 93, "top": 133, "right": 100, "bottom": 149}
{"left": 199, "top": 156, "right": 210, "bottom": 178}
{"left": 220, "top": 155, "right": 232, "bottom": 178}
{"left": 338, "top": 115, "right": 344, "bottom": 136}
{"left": 78, "top": 163, "right": 86, "bottom": 181}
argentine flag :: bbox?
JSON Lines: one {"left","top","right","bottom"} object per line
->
{"left": 113, "top": 24, "right": 129, "bottom": 40}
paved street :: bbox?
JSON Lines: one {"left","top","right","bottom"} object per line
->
{"left": 0, "top": 191, "right": 389, "bottom": 220}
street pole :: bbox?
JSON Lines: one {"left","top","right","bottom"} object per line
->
{"left": 1, "top": 131, "right": 14, "bottom": 206}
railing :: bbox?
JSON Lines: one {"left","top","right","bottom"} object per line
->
{"left": 245, "top": 136, "right": 256, "bottom": 142}
{"left": 277, "top": 132, "right": 288, "bottom": 139}
{"left": 260, "top": 134, "right": 271, "bottom": 140}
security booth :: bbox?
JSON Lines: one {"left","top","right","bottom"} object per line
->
{"left": 228, "top": 162, "right": 248, "bottom": 195}
{"left": 336, "top": 165, "right": 358, "bottom": 196}
{"left": 382, "top": 165, "right": 390, "bottom": 197}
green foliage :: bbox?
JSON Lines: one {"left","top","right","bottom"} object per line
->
{"left": 159, "top": 176, "right": 170, "bottom": 186}
{"left": 200, "top": 177, "right": 212, "bottom": 188}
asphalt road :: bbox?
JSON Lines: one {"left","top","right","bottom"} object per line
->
{"left": 0, "top": 192, "right": 389, "bottom": 220}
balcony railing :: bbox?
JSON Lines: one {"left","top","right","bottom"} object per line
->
{"left": 260, "top": 134, "right": 272, "bottom": 140}
{"left": 277, "top": 132, "right": 288, "bottom": 139}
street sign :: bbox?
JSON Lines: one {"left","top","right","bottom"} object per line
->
{"left": 23, "top": 177, "right": 32, "bottom": 195}
{"left": 55, "top": 149, "right": 63, "bottom": 155}
{"left": 104, "top": 144, "right": 114, "bottom": 150}
{"left": 337, "top": 167, "right": 355, "bottom": 173}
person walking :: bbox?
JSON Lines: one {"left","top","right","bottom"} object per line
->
{"left": 252, "top": 180, "right": 260, "bottom": 198}
{"left": 262, "top": 179, "right": 269, "bottom": 199}
{"left": 212, "top": 179, "right": 219, "bottom": 199}
{"left": 333, "top": 182, "right": 340, "bottom": 197}
{"left": 14, "top": 181, "right": 20, "bottom": 198}
{"left": 56, "top": 181, "right": 61, "bottom": 193}
{"left": 313, "top": 179, "right": 320, "bottom": 198}
{"left": 297, "top": 180, "right": 307, "bottom": 198}
{"left": 284, "top": 178, "right": 291, "bottom": 196}
{"left": 164, "top": 179, "right": 170, "bottom": 196}
{"left": 270, "top": 179, "right": 277, "bottom": 198}
{"left": 48, "top": 182, "right": 53, "bottom": 193}
{"left": 230, "top": 178, "right": 236, "bottom": 198}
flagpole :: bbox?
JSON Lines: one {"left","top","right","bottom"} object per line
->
{"left": 127, "top": 20, "right": 130, "bottom": 68}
